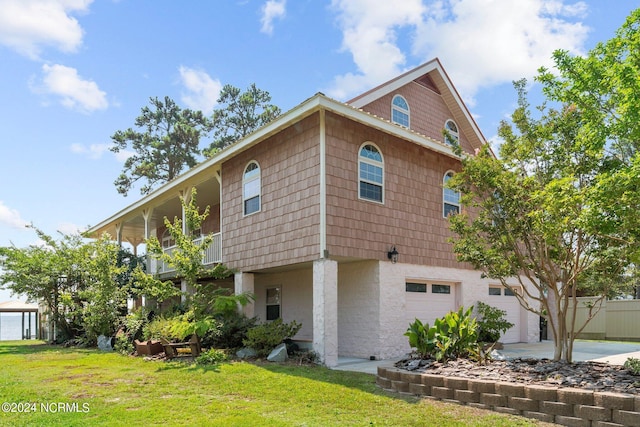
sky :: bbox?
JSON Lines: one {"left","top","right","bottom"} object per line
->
{"left": 0, "top": 0, "right": 636, "bottom": 302}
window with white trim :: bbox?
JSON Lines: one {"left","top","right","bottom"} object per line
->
{"left": 243, "top": 161, "right": 261, "bottom": 215}
{"left": 444, "top": 120, "right": 459, "bottom": 146}
{"left": 359, "top": 143, "right": 384, "bottom": 203}
{"left": 391, "top": 95, "right": 410, "bottom": 127}
{"left": 443, "top": 171, "right": 460, "bottom": 217}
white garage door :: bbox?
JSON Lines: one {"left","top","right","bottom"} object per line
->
{"left": 486, "top": 286, "right": 522, "bottom": 343}
{"left": 405, "top": 282, "right": 456, "bottom": 327}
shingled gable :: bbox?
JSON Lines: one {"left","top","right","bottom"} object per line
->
{"left": 347, "top": 58, "right": 486, "bottom": 152}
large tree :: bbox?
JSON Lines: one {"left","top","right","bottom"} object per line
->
{"left": 447, "top": 81, "right": 629, "bottom": 362}
{"left": 0, "top": 228, "right": 139, "bottom": 343}
{"left": 537, "top": 8, "right": 640, "bottom": 263}
{"left": 111, "top": 96, "right": 210, "bottom": 196}
{"left": 203, "top": 84, "right": 281, "bottom": 156}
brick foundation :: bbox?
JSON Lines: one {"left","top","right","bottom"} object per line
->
{"left": 377, "top": 366, "right": 640, "bottom": 427}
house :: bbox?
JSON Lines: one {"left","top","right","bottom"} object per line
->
{"left": 88, "top": 59, "right": 539, "bottom": 366}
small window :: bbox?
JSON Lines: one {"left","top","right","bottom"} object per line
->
{"left": 243, "top": 161, "right": 261, "bottom": 215}
{"left": 266, "top": 287, "right": 281, "bottom": 320}
{"left": 444, "top": 120, "right": 459, "bottom": 146}
{"left": 489, "top": 287, "right": 502, "bottom": 296}
{"left": 504, "top": 288, "right": 516, "bottom": 297}
{"left": 443, "top": 171, "right": 460, "bottom": 217}
{"left": 391, "top": 95, "right": 410, "bottom": 127}
{"left": 161, "top": 229, "right": 175, "bottom": 248}
{"left": 406, "top": 283, "right": 427, "bottom": 293}
{"left": 359, "top": 143, "right": 384, "bottom": 203}
{"left": 432, "top": 284, "right": 451, "bottom": 294}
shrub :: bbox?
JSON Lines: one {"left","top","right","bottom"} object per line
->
{"left": 143, "top": 311, "right": 220, "bottom": 342}
{"left": 624, "top": 357, "right": 640, "bottom": 375}
{"left": 405, "top": 306, "right": 479, "bottom": 362}
{"left": 196, "top": 348, "right": 229, "bottom": 366}
{"left": 113, "top": 334, "right": 134, "bottom": 355}
{"left": 203, "top": 313, "right": 257, "bottom": 350}
{"left": 475, "top": 301, "right": 514, "bottom": 343}
{"left": 243, "top": 318, "right": 302, "bottom": 357}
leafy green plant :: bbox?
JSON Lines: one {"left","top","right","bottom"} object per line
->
{"left": 243, "top": 318, "right": 302, "bottom": 357}
{"left": 475, "top": 301, "right": 514, "bottom": 343}
{"left": 204, "top": 312, "right": 257, "bottom": 350}
{"left": 405, "top": 306, "right": 479, "bottom": 362}
{"left": 195, "top": 348, "right": 229, "bottom": 366}
{"left": 624, "top": 357, "right": 640, "bottom": 375}
{"left": 113, "top": 334, "right": 134, "bottom": 355}
{"left": 404, "top": 318, "right": 436, "bottom": 359}
{"left": 143, "top": 311, "right": 220, "bottom": 342}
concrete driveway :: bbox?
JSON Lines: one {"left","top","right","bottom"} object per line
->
{"left": 500, "top": 339, "right": 640, "bottom": 365}
{"left": 334, "top": 340, "right": 640, "bottom": 374}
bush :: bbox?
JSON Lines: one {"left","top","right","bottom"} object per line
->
{"left": 143, "top": 311, "right": 220, "bottom": 342}
{"left": 196, "top": 348, "right": 229, "bottom": 366}
{"left": 243, "top": 318, "right": 302, "bottom": 357}
{"left": 113, "top": 334, "right": 134, "bottom": 355}
{"left": 203, "top": 313, "right": 257, "bottom": 350}
{"left": 624, "top": 357, "right": 640, "bottom": 375}
{"left": 405, "top": 306, "right": 479, "bottom": 362}
{"left": 475, "top": 301, "right": 514, "bottom": 343}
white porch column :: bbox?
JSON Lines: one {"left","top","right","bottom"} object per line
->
{"left": 313, "top": 258, "right": 338, "bottom": 367}
{"left": 234, "top": 272, "right": 255, "bottom": 317}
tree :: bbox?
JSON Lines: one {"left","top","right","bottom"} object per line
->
{"left": 447, "top": 81, "right": 629, "bottom": 362}
{"left": 110, "top": 96, "right": 210, "bottom": 196}
{"left": 203, "top": 84, "right": 281, "bottom": 156}
{"left": 143, "top": 188, "right": 251, "bottom": 317}
{"left": 537, "top": 9, "right": 640, "bottom": 263}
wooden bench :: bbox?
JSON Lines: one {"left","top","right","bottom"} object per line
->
{"left": 160, "top": 334, "right": 201, "bottom": 359}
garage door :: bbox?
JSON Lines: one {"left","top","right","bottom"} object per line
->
{"left": 486, "top": 286, "right": 521, "bottom": 343}
{"left": 405, "top": 282, "right": 456, "bottom": 327}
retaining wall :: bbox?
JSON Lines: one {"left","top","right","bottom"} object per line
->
{"left": 377, "top": 366, "right": 640, "bottom": 426}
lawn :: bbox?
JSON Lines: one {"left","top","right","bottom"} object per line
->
{"left": 0, "top": 341, "right": 551, "bottom": 426}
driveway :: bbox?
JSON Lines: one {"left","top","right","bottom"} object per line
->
{"left": 499, "top": 339, "right": 640, "bottom": 365}
{"left": 334, "top": 340, "right": 640, "bottom": 374}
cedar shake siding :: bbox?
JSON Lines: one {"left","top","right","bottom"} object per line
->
{"left": 324, "top": 112, "right": 466, "bottom": 269}
{"left": 357, "top": 81, "right": 476, "bottom": 155}
{"left": 222, "top": 114, "right": 321, "bottom": 271}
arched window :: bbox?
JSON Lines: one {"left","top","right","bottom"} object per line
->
{"left": 444, "top": 120, "right": 459, "bottom": 146}
{"left": 243, "top": 161, "right": 261, "bottom": 215}
{"left": 443, "top": 171, "right": 460, "bottom": 217}
{"left": 161, "top": 229, "right": 175, "bottom": 248}
{"left": 359, "top": 143, "right": 384, "bottom": 203}
{"left": 391, "top": 95, "right": 410, "bottom": 127}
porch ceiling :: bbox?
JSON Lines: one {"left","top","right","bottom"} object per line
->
{"left": 90, "top": 175, "right": 220, "bottom": 245}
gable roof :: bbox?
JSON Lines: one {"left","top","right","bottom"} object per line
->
{"left": 347, "top": 58, "right": 487, "bottom": 150}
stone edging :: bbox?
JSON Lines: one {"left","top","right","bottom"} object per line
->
{"left": 376, "top": 366, "right": 640, "bottom": 426}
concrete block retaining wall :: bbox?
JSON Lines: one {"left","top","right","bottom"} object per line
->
{"left": 377, "top": 366, "right": 640, "bottom": 426}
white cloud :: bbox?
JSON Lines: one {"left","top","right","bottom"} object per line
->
{"left": 0, "top": 0, "right": 92, "bottom": 59}
{"left": 178, "top": 66, "right": 222, "bottom": 115}
{"left": 35, "top": 64, "right": 108, "bottom": 113}
{"left": 413, "top": 0, "right": 590, "bottom": 105}
{"left": 70, "top": 142, "right": 134, "bottom": 162}
{"left": 57, "top": 221, "right": 86, "bottom": 235}
{"left": 327, "top": 0, "right": 590, "bottom": 104}
{"left": 327, "top": 0, "right": 426, "bottom": 99}
{"left": 70, "top": 142, "right": 109, "bottom": 159}
{"left": 0, "top": 201, "right": 28, "bottom": 229}
{"left": 260, "top": 0, "right": 286, "bottom": 35}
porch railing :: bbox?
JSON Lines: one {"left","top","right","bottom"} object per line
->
{"left": 151, "top": 232, "right": 222, "bottom": 274}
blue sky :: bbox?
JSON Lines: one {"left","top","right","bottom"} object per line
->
{"left": 0, "top": 0, "right": 636, "bottom": 302}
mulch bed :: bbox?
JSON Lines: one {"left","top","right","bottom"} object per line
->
{"left": 395, "top": 357, "right": 640, "bottom": 395}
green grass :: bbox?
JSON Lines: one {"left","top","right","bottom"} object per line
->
{"left": 0, "top": 341, "right": 550, "bottom": 426}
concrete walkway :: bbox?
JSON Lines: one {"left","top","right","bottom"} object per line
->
{"left": 333, "top": 340, "right": 640, "bottom": 374}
